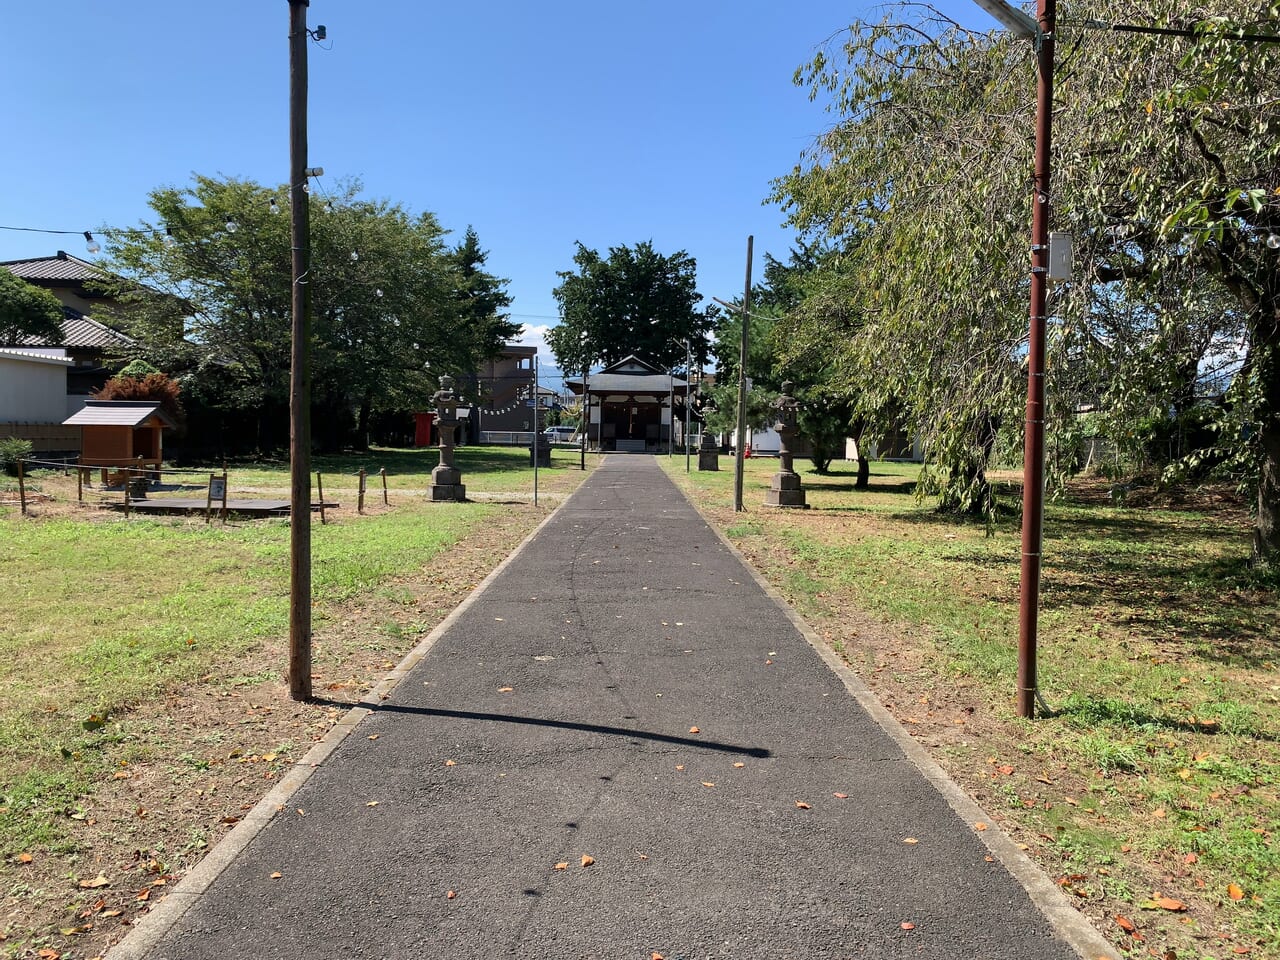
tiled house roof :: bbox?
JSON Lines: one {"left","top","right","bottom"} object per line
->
{"left": 1, "top": 251, "right": 108, "bottom": 284}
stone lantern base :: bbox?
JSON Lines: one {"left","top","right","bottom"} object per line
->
{"left": 430, "top": 464, "right": 466, "bottom": 502}
{"left": 763, "top": 470, "right": 809, "bottom": 509}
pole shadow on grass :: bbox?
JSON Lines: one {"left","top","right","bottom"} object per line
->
{"left": 314, "top": 699, "right": 772, "bottom": 758}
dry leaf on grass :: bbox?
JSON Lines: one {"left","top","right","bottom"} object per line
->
{"left": 77, "top": 875, "right": 110, "bottom": 889}
{"left": 1228, "top": 883, "right": 1245, "bottom": 901}
{"left": 1115, "top": 916, "right": 1137, "bottom": 933}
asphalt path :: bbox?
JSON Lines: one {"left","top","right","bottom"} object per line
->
{"left": 126, "top": 455, "right": 1093, "bottom": 960}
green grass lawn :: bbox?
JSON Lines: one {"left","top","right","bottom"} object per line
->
{"left": 664, "top": 453, "right": 1279, "bottom": 959}
{"left": 0, "top": 500, "right": 490, "bottom": 855}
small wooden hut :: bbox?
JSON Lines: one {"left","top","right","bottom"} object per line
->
{"left": 64, "top": 400, "right": 176, "bottom": 483}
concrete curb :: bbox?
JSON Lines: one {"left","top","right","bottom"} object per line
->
{"left": 693, "top": 503, "right": 1119, "bottom": 960}
{"left": 105, "top": 494, "right": 576, "bottom": 960}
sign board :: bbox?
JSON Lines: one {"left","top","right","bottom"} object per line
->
{"left": 209, "top": 476, "right": 226, "bottom": 501}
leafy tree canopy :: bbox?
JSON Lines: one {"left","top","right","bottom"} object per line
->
{"left": 770, "top": 1, "right": 1280, "bottom": 553}
{"left": 547, "top": 240, "right": 714, "bottom": 375}
{"left": 0, "top": 269, "right": 64, "bottom": 346}
{"left": 96, "top": 175, "right": 515, "bottom": 452}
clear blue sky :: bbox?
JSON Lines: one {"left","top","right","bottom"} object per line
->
{"left": 1, "top": 0, "right": 1001, "bottom": 371}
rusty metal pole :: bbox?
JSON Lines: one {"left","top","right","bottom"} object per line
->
{"left": 1017, "top": 0, "right": 1056, "bottom": 719}
{"left": 287, "top": 0, "right": 313, "bottom": 701}
{"left": 733, "top": 236, "right": 753, "bottom": 513}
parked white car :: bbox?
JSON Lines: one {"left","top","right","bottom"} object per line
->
{"left": 542, "top": 426, "right": 577, "bottom": 445}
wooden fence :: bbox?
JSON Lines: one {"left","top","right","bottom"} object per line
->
{"left": 1, "top": 423, "right": 80, "bottom": 453}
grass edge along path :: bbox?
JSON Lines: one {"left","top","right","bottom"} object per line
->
{"left": 661, "top": 454, "right": 1278, "bottom": 960}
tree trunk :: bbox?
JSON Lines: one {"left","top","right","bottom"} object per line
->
{"left": 856, "top": 454, "right": 870, "bottom": 489}
{"left": 357, "top": 392, "right": 373, "bottom": 452}
{"left": 1257, "top": 418, "right": 1279, "bottom": 564}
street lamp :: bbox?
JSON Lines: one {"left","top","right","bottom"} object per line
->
{"left": 973, "top": 0, "right": 1055, "bottom": 719}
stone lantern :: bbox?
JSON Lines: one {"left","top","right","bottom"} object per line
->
{"left": 429, "top": 375, "right": 466, "bottom": 502}
{"left": 764, "top": 380, "right": 809, "bottom": 509}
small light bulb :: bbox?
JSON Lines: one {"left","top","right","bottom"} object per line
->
{"left": 269, "top": 199, "right": 280, "bottom": 215}
{"left": 375, "top": 288, "right": 384, "bottom": 298}
{"left": 163, "top": 228, "right": 177, "bottom": 247}
{"left": 225, "top": 220, "right": 238, "bottom": 233}
{"left": 302, "top": 183, "right": 310, "bottom": 194}
{"left": 325, "top": 201, "right": 334, "bottom": 213}
{"left": 350, "top": 250, "right": 359, "bottom": 261}
{"left": 83, "top": 231, "right": 101, "bottom": 254}
{"left": 1268, "top": 234, "right": 1280, "bottom": 250}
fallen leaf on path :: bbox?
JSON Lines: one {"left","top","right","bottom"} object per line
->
{"left": 996, "top": 765, "right": 1014, "bottom": 776}
{"left": 17, "top": 853, "right": 32, "bottom": 863}
{"left": 900, "top": 922, "right": 915, "bottom": 930}
{"left": 580, "top": 855, "right": 594, "bottom": 867}
{"left": 446, "top": 890, "right": 456, "bottom": 900}
{"left": 366, "top": 801, "right": 379, "bottom": 807}
{"left": 77, "top": 875, "right": 110, "bottom": 889}
{"left": 688, "top": 726, "right": 700, "bottom": 734}
{"left": 1115, "top": 916, "right": 1137, "bottom": 933}
{"left": 37, "top": 950, "right": 60, "bottom": 959}
{"left": 974, "top": 822, "right": 988, "bottom": 832}
{"left": 498, "top": 687, "right": 514, "bottom": 693}
{"left": 902, "top": 838, "right": 919, "bottom": 845}
{"left": 733, "top": 762, "right": 745, "bottom": 768}
{"left": 636, "top": 853, "right": 649, "bottom": 860}
{"left": 1227, "top": 883, "right": 1245, "bottom": 901}
{"left": 833, "top": 793, "right": 849, "bottom": 799}
{"left": 444, "top": 759, "right": 457, "bottom": 767}
{"left": 554, "top": 862, "right": 568, "bottom": 871}
{"left": 795, "top": 801, "right": 811, "bottom": 809}
{"left": 652, "top": 953, "right": 665, "bottom": 959}
{"left": 701, "top": 782, "right": 715, "bottom": 788}
{"left": 1151, "top": 897, "right": 1186, "bottom": 912}
{"left": 270, "top": 872, "right": 283, "bottom": 879}
{"left": 135, "top": 888, "right": 150, "bottom": 902}
{"left": 368, "top": 734, "right": 379, "bottom": 740}
{"left": 675, "top": 765, "right": 685, "bottom": 771}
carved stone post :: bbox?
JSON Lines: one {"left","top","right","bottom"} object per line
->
{"left": 429, "top": 375, "right": 467, "bottom": 502}
{"left": 764, "top": 380, "right": 809, "bottom": 509}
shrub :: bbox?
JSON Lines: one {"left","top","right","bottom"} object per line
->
{"left": 0, "top": 437, "right": 33, "bottom": 477}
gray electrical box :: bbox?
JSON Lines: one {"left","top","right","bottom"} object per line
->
{"left": 1048, "top": 231, "right": 1073, "bottom": 281}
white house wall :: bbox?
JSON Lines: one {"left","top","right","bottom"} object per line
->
{"left": 0, "top": 353, "right": 73, "bottom": 422}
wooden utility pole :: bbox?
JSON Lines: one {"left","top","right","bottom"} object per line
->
{"left": 733, "top": 236, "right": 753, "bottom": 513}
{"left": 288, "top": 0, "right": 313, "bottom": 701}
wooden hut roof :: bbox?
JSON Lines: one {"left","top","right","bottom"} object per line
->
{"left": 63, "top": 400, "right": 176, "bottom": 428}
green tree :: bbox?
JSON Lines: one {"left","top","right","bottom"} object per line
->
{"left": 547, "top": 240, "right": 713, "bottom": 375}
{"left": 0, "top": 269, "right": 64, "bottom": 345}
{"left": 97, "top": 175, "right": 511, "bottom": 453}
{"left": 771, "top": 2, "right": 1280, "bottom": 553}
